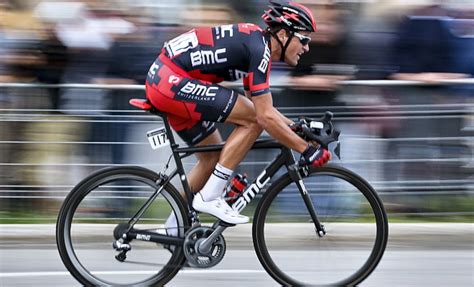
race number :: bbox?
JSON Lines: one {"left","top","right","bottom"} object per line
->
{"left": 147, "top": 127, "right": 169, "bottom": 149}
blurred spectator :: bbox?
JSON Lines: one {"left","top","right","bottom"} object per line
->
{"left": 384, "top": 5, "right": 473, "bottom": 212}
{"left": 93, "top": 11, "right": 157, "bottom": 165}
{"left": 389, "top": 3, "right": 471, "bottom": 82}
{"left": 180, "top": 3, "right": 239, "bottom": 27}
{"left": 0, "top": 0, "right": 49, "bottom": 212}
{"left": 52, "top": 2, "right": 114, "bottom": 174}
{"left": 35, "top": 24, "right": 68, "bottom": 110}
{"left": 280, "top": 2, "right": 353, "bottom": 108}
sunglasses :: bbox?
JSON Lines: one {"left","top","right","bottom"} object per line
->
{"left": 293, "top": 32, "right": 311, "bottom": 46}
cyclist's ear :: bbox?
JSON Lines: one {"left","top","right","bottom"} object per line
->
{"left": 275, "top": 28, "right": 288, "bottom": 42}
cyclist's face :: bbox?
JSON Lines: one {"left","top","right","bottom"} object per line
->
{"left": 284, "top": 31, "right": 311, "bottom": 66}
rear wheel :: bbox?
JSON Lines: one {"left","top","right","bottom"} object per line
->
{"left": 56, "top": 166, "right": 188, "bottom": 286}
{"left": 253, "top": 165, "right": 388, "bottom": 286}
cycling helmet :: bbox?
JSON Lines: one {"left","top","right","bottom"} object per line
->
{"left": 262, "top": 1, "right": 317, "bottom": 32}
{"left": 262, "top": 1, "right": 316, "bottom": 61}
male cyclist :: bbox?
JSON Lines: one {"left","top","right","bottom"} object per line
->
{"left": 145, "top": 0, "right": 331, "bottom": 228}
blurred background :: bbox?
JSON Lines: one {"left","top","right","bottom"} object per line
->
{"left": 0, "top": 1, "right": 472, "bottom": 286}
{"left": 0, "top": 0, "right": 472, "bottom": 223}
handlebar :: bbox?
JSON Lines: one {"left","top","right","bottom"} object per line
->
{"left": 294, "top": 111, "right": 341, "bottom": 159}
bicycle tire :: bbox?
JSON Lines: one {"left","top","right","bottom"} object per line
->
{"left": 252, "top": 164, "right": 388, "bottom": 286}
{"left": 56, "top": 166, "right": 188, "bottom": 286}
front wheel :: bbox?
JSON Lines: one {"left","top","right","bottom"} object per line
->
{"left": 56, "top": 166, "right": 188, "bottom": 286}
{"left": 252, "top": 165, "right": 388, "bottom": 286}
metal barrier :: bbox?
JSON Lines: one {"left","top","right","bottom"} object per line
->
{"left": 0, "top": 80, "right": 472, "bottom": 221}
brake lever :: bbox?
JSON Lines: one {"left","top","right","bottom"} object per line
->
{"left": 300, "top": 112, "right": 341, "bottom": 155}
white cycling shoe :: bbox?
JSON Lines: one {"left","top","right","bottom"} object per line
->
{"left": 192, "top": 193, "right": 249, "bottom": 224}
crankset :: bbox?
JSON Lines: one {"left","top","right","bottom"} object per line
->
{"left": 183, "top": 226, "right": 226, "bottom": 268}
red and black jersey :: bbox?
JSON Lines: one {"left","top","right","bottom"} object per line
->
{"left": 160, "top": 23, "right": 272, "bottom": 97}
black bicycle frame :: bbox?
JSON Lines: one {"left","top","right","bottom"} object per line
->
{"left": 124, "top": 111, "right": 325, "bottom": 245}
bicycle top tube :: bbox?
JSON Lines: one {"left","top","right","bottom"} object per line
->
{"left": 175, "top": 138, "right": 284, "bottom": 154}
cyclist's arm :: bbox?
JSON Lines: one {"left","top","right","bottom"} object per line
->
{"left": 245, "top": 89, "right": 293, "bottom": 127}
{"left": 274, "top": 107, "right": 294, "bottom": 126}
{"left": 252, "top": 92, "right": 307, "bottom": 153}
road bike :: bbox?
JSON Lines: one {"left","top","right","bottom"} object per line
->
{"left": 56, "top": 98, "right": 388, "bottom": 286}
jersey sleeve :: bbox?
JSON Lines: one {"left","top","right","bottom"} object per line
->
{"left": 245, "top": 33, "right": 271, "bottom": 96}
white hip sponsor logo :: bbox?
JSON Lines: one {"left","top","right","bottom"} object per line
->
{"left": 180, "top": 82, "right": 218, "bottom": 97}
{"left": 191, "top": 48, "right": 227, "bottom": 67}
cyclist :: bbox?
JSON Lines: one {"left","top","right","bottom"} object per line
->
{"left": 146, "top": 0, "right": 331, "bottom": 228}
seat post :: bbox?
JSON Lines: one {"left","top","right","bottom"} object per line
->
{"left": 155, "top": 111, "right": 178, "bottom": 149}
{"left": 155, "top": 110, "right": 194, "bottom": 199}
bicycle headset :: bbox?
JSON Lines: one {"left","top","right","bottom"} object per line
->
{"left": 262, "top": 0, "right": 317, "bottom": 61}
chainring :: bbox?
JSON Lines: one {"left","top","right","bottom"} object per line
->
{"left": 183, "top": 226, "right": 226, "bottom": 268}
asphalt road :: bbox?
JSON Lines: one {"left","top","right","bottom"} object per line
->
{"left": 0, "top": 223, "right": 472, "bottom": 286}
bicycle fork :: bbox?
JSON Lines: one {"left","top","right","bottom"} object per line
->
{"left": 288, "top": 165, "right": 326, "bottom": 237}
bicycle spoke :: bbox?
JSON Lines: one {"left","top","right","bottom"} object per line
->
{"left": 253, "top": 166, "right": 388, "bottom": 286}
{"left": 57, "top": 167, "right": 187, "bottom": 286}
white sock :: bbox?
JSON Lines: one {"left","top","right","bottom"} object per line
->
{"left": 200, "top": 163, "right": 233, "bottom": 201}
{"left": 164, "top": 211, "right": 178, "bottom": 237}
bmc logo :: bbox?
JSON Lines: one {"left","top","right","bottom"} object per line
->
{"left": 136, "top": 234, "right": 151, "bottom": 241}
{"left": 232, "top": 170, "right": 270, "bottom": 212}
{"left": 258, "top": 37, "right": 271, "bottom": 73}
{"left": 180, "top": 82, "right": 218, "bottom": 97}
{"left": 191, "top": 48, "right": 227, "bottom": 67}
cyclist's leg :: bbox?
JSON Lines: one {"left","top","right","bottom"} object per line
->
{"left": 187, "top": 130, "right": 222, "bottom": 194}
{"left": 162, "top": 130, "right": 221, "bottom": 237}
{"left": 217, "top": 95, "right": 262, "bottom": 169}
{"left": 146, "top": 67, "right": 254, "bottom": 223}
{"left": 190, "top": 94, "right": 261, "bottom": 224}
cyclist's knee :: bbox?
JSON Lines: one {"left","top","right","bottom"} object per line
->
{"left": 238, "top": 113, "right": 260, "bottom": 129}
{"left": 248, "top": 120, "right": 264, "bottom": 134}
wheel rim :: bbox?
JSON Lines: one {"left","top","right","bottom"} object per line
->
{"left": 59, "top": 173, "right": 185, "bottom": 286}
{"left": 256, "top": 170, "right": 387, "bottom": 286}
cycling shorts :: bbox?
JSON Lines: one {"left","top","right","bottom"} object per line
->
{"left": 145, "top": 54, "right": 238, "bottom": 145}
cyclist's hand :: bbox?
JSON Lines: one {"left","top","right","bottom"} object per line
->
{"left": 302, "top": 144, "right": 331, "bottom": 167}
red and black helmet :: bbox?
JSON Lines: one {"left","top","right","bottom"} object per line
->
{"left": 262, "top": 0, "right": 317, "bottom": 32}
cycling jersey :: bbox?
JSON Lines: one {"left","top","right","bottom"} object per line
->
{"left": 146, "top": 23, "right": 272, "bottom": 145}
